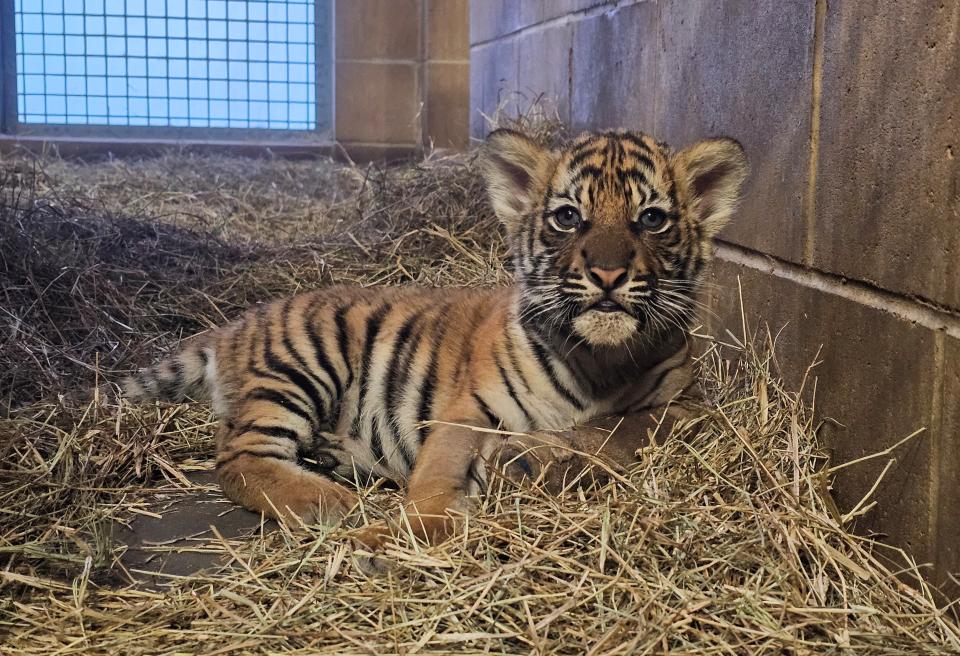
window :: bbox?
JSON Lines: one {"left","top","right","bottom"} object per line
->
{"left": 1, "top": 0, "right": 332, "bottom": 139}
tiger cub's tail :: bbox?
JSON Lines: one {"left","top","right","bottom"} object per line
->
{"left": 122, "top": 337, "right": 213, "bottom": 403}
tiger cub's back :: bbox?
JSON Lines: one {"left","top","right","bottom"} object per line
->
{"left": 124, "top": 284, "right": 512, "bottom": 480}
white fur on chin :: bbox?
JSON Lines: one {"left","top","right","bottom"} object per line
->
{"left": 573, "top": 310, "right": 639, "bottom": 347}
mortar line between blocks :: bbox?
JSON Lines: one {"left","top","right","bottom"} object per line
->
{"left": 715, "top": 241, "right": 960, "bottom": 339}
{"left": 803, "top": 0, "right": 827, "bottom": 266}
{"left": 469, "top": 0, "right": 653, "bottom": 49}
{"left": 929, "top": 331, "right": 945, "bottom": 572}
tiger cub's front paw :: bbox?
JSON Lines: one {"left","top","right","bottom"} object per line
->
{"left": 488, "top": 432, "right": 600, "bottom": 493}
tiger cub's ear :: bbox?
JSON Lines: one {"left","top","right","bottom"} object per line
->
{"left": 480, "top": 129, "right": 558, "bottom": 233}
{"left": 672, "top": 138, "right": 749, "bottom": 238}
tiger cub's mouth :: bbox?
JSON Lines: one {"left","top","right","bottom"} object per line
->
{"left": 590, "top": 299, "right": 625, "bottom": 313}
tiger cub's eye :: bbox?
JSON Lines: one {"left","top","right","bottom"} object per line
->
{"left": 550, "top": 206, "right": 582, "bottom": 232}
{"left": 638, "top": 208, "right": 669, "bottom": 232}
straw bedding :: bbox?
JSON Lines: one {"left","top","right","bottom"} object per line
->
{"left": 1, "top": 126, "right": 958, "bottom": 654}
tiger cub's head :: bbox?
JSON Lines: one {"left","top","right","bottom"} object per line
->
{"left": 480, "top": 129, "right": 748, "bottom": 348}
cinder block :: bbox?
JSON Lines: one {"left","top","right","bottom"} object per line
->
{"left": 425, "top": 62, "right": 470, "bottom": 149}
{"left": 569, "top": 1, "right": 658, "bottom": 133}
{"left": 516, "top": 22, "right": 574, "bottom": 124}
{"left": 813, "top": 2, "right": 960, "bottom": 310}
{"left": 336, "top": 0, "right": 421, "bottom": 60}
{"left": 469, "top": 48, "right": 487, "bottom": 139}
{"left": 709, "top": 259, "right": 938, "bottom": 565}
{"left": 469, "top": 39, "right": 519, "bottom": 138}
{"left": 336, "top": 142, "right": 421, "bottom": 163}
{"left": 936, "top": 336, "right": 960, "bottom": 599}
{"left": 655, "top": 0, "right": 815, "bottom": 263}
{"left": 469, "top": 0, "right": 520, "bottom": 45}
{"left": 335, "top": 62, "right": 420, "bottom": 143}
{"left": 426, "top": 0, "right": 469, "bottom": 61}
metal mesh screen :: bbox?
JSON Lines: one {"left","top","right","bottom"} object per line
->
{"left": 14, "top": 0, "right": 329, "bottom": 131}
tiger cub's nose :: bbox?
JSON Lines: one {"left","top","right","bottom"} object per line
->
{"left": 586, "top": 266, "right": 628, "bottom": 291}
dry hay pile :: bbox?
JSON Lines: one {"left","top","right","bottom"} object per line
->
{"left": 1, "top": 127, "right": 958, "bottom": 654}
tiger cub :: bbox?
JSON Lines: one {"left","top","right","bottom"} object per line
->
{"left": 122, "top": 129, "right": 748, "bottom": 550}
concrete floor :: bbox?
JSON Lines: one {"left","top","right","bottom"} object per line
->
{"left": 112, "top": 471, "right": 271, "bottom": 588}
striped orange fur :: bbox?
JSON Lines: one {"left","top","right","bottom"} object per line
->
{"left": 122, "top": 129, "right": 748, "bottom": 551}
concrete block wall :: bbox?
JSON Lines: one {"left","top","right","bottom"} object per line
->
{"left": 335, "top": 0, "right": 469, "bottom": 159}
{"left": 470, "top": 0, "right": 960, "bottom": 596}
